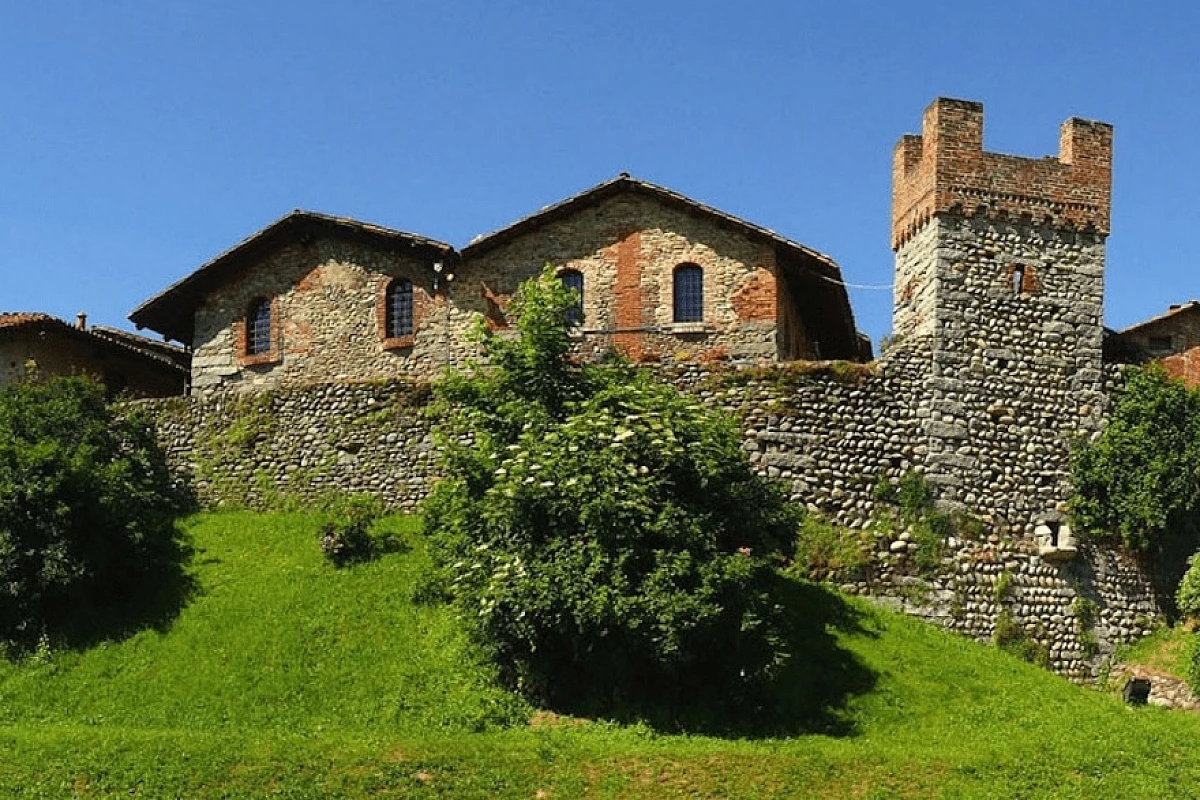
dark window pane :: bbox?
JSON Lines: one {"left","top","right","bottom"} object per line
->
{"left": 673, "top": 265, "right": 703, "bottom": 323}
{"left": 248, "top": 299, "right": 272, "bottom": 355}
{"left": 388, "top": 280, "right": 414, "bottom": 337}
{"left": 560, "top": 270, "right": 584, "bottom": 326}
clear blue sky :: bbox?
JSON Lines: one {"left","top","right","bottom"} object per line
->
{"left": 1, "top": 1, "right": 1195, "bottom": 347}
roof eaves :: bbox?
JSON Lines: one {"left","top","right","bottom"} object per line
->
{"left": 1118, "top": 301, "right": 1200, "bottom": 335}
{"left": 129, "top": 210, "right": 456, "bottom": 341}
{"left": 461, "top": 174, "right": 842, "bottom": 276}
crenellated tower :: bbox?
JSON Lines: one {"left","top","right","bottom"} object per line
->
{"left": 891, "top": 98, "right": 1113, "bottom": 530}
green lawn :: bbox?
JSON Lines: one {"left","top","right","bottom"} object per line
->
{"left": 3, "top": 511, "right": 1199, "bottom": 798}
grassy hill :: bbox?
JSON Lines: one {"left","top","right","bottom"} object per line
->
{"left": 3, "top": 511, "right": 1200, "bottom": 798}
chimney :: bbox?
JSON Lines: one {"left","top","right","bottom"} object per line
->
{"left": 76, "top": 311, "right": 87, "bottom": 330}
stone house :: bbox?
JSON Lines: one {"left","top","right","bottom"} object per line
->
{"left": 0, "top": 312, "right": 188, "bottom": 398}
{"left": 1112, "top": 301, "right": 1200, "bottom": 385}
{"left": 129, "top": 176, "right": 868, "bottom": 394}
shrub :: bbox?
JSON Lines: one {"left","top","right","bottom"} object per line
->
{"left": 319, "top": 494, "right": 385, "bottom": 567}
{"left": 994, "top": 610, "right": 1050, "bottom": 668}
{"left": 1176, "top": 553, "right": 1200, "bottom": 620}
{"left": 423, "top": 268, "right": 803, "bottom": 718}
{"left": 1071, "top": 365, "right": 1200, "bottom": 551}
{"left": 0, "top": 376, "right": 187, "bottom": 653}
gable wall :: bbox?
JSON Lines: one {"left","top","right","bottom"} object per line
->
{"left": 460, "top": 193, "right": 802, "bottom": 363}
{"left": 190, "top": 238, "right": 481, "bottom": 392}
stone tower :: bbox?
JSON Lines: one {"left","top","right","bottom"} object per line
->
{"left": 891, "top": 98, "right": 1113, "bottom": 530}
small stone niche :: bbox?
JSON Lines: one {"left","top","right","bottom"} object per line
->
{"left": 1035, "top": 518, "right": 1078, "bottom": 562}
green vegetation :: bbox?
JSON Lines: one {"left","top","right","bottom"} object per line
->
{"left": 1177, "top": 553, "right": 1200, "bottom": 619}
{"left": 870, "top": 469, "right": 980, "bottom": 577}
{"left": 318, "top": 493, "right": 389, "bottom": 566}
{"left": 1072, "top": 364, "right": 1200, "bottom": 552}
{"left": 7, "top": 511, "right": 1200, "bottom": 797}
{"left": 424, "top": 268, "right": 803, "bottom": 727}
{"left": 0, "top": 376, "right": 188, "bottom": 655}
{"left": 791, "top": 514, "right": 872, "bottom": 582}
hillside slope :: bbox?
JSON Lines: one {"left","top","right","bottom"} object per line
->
{"left": 2, "top": 511, "right": 1199, "bottom": 798}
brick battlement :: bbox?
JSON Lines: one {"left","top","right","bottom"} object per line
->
{"left": 891, "top": 98, "right": 1112, "bottom": 249}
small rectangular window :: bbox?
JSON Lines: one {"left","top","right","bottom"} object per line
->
{"left": 1149, "top": 336, "right": 1173, "bottom": 354}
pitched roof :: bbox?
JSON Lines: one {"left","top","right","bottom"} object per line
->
{"left": 91, "top": 326, "right": 191, "bottom": 370}
{"left": 1119, "top": 301, "right": 1200, "bottom": 335}
{"left": 461, "top": 174, "right": 842, "bottom": 277}
{"left": 0, "top": 313, "right": 188, "bottom": 374}
{"left": 129, "top": 210, "right": 455, "bottom": 343}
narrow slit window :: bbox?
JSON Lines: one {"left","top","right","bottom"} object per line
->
{"left": 673, "top": 264, "right": 703, "bottom": 323}
{"left": 560, "top": 269, "right": 584, "bottom": 326}
{"left": 247, "top": 298, "right": 272, "bottom": 355}
{"left": 1012, "top": 265, "right": 1025, "bottom": 295}
{"left": 387, "top": 279, "right": 414, "bottom": 338}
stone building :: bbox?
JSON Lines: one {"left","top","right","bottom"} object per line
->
{"left": 129, "top": 176, "right": 867, "bottom": 394}
{"left": 1112, "top": 301, "right": 1200, "bottom": 385}
{"left": 0, "top": 312, "right": 188, "bottom": 398}
{"left": 891, "top": 97, "right": 1112, "bottom": 530}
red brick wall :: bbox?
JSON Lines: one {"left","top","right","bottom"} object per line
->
{"left": 892, "top": 98, "right": 1113, "bottom": 250}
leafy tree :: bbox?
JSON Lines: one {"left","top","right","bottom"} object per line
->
{"left": 422, "top": 268, "right": 802, "bottom": 720}
{"left": 1071, "top": 365, "right": 1200, "bottom": 551}
{"left": 0, "top": 376, "right": 189, "bottom": 654}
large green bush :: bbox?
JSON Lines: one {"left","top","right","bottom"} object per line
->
{"left": 0, "top": 376, "right": 188, "bottom": 653}
{"left": 1071, "top": 365, "right": 1200, "bottom": 551}
{"left": 422, "top": 268, "right": 802, "bottom": 719}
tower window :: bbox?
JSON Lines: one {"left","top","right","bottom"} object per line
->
{"left": 673, "top": 264, "right": 703, "bottom": 323}
{"left": 386, "top": 279, "right": 414, "bottom": 338}
{"left": 1012, "top": 265, "right": 1026, "bottom": 295}
{"left": 559, "top": 269, "right": 584, "bottom": 326}
{"left": 247, "top": 298, "right": 272, "bottom": 355}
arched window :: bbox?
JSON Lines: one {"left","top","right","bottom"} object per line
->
{"left": 559, "top": 269, "right": 584, "bottom": 326}
{"left": 247, "top": 298, "right": 272, "bottom": 355}
{"left": 673, "top": 264, "right": 703, "bottom": 323}
{"left": 386, "top": 279, "right": 414, "bottom": 338}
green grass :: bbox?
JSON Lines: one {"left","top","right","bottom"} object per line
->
{"left": 5, "top": 511, "right": 1200, "bottom": 798}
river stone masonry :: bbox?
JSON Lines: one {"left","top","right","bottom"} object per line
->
{"left": 892, "top": 98, "right": 1111, "bottom": 533}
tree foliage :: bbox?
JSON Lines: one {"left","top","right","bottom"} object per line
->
{"left": 1071, "top": 365, "right": 1200, "bottom": 551}
{"left": 0, "top": 376, "right": 189, "bottom": 653}
{"left": 422, "top": 268, "right": 803, "bottom": 719}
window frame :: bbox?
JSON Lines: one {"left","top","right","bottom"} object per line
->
{"left": 672, "top": 263, "right": 704, "bottom": 324}
{"left": 559, "top": 268, "right": 584, "bottom": 328}
{"left": 238, "top": 296, "right": 280, "bottom": 366}
{"left": 379, "top": 276, "right": 420, "bottom": 350}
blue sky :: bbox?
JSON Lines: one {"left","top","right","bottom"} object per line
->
{"left": 1, "top": 1, "right": 1196, "bottom": 347}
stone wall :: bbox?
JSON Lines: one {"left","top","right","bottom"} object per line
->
{"left": 131, "top": 346, "right": 1162, "bottom": 681}
{"left": 136, "top": 380, "right": 437, "bottom": 510}
{"left": 895, "top": 217, "right": 1108, "bottom": 529}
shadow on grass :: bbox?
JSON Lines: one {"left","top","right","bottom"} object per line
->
{"left": 53, "top": 522, "right": 200, "bottom": 653}
{"left": 532, "top": 577, "right": 879, "bottom": 739}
